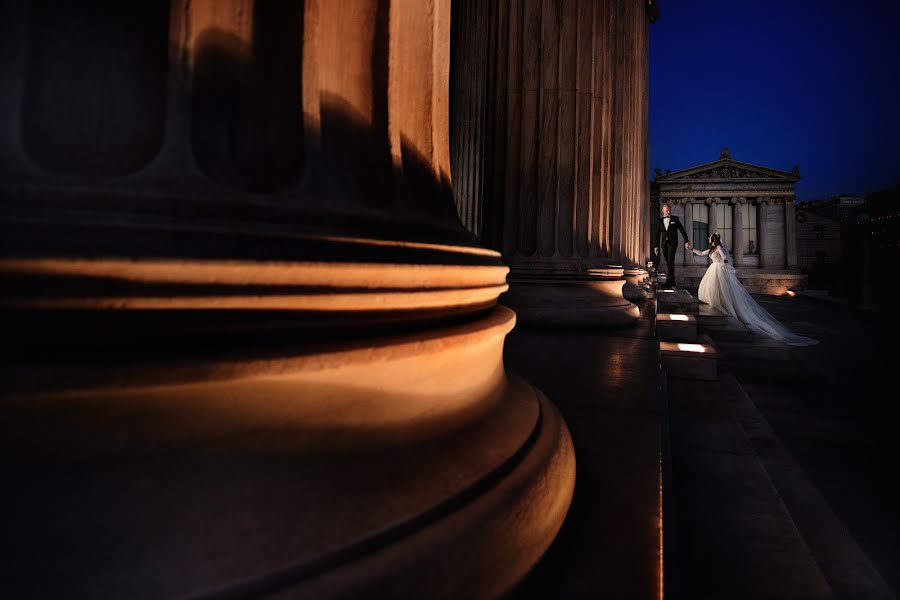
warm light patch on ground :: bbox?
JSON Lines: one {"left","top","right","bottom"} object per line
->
{"left": 676, "top": 343, "right": 707, "bottom": 353}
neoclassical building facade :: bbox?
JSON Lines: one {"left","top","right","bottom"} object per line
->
{"left": 651, "top": 149, "right": 807, "bottom": 294}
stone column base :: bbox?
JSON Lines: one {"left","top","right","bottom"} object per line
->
{"left": 622, "top": 268, "right": 651, "bottom": 302}
{"left": 3, "top": 299, "right": 575, "bottom": 598}
{"left": 501, "top": 272, "right": 640, "bottom": 327}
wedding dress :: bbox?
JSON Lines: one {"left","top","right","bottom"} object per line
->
{"left": 691, "top": 242, "right": 817, "bottom": 346}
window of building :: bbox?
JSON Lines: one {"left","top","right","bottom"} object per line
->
{"left": 716, "top": 204, "right": 733, "bottom": 250}
{"left": 814, "top": 224, "right": 825, "bottom": 240}
{"left": 692, "top": 203, "right": 709, "bottom": 248}
{"left": 742, "top": 203, "right": 758, "bottom": 255}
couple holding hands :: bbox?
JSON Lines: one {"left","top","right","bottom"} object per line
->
{"left": 654, "top": 202, "right": 816, "bottom": 346}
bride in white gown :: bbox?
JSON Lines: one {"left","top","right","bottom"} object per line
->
{"left": 690, "top": 233, "right": 817, "bottom": 346}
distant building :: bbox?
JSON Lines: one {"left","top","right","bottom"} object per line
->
{"left": 800, "top": 187, "right": 900, "bottom": 304}
{"left": 862, "top": 187, "right": 900, "bottom": 257}
{"left": 838, "top": 194, "right": 865, "bottom": 207}
{"left": 652, "top": 148, "right": 806, "bottom": 295}
{"left": 851, "top": 186, "right": 900, "bottom": 305}
{"left": 800, "top": 195, "right": 864, "bottom": 221}
{"left": 796, "top": 204, "right": 841, "bottom": 290}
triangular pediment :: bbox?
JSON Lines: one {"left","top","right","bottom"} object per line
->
{"left": 658, "top": 158, "right": 798, "bottom": 182}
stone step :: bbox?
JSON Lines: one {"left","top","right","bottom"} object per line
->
{"left": 696, "top": 333, "right": 719, "bottom": 350}
{"left": 657, "top": 289, "right": 699, "bottom": 315}
{"left": 660, "top": 340, "right": 719, "bottom": 381}
{"left": 697, "top": 306, "right": 754, "bottom": 336}
{"left": 701, "top": 320, "right": 755, "bottom": 343}
{"left": 696, "top": 303, "right": 730, "bottom": 326}
{"left": 656, "top": 313, "right": 698, "bottom": 343}
{"left": 665, "top": 373, "right": 835, "bottom": 599}
{"left": 712, "top": 340, "right": 794, "bottom": 363}
{"left": 726, "top": 373, "right": 896, "bottom": 600}
{"left": 695, "top": 304, "right": 754, "bottom": 342}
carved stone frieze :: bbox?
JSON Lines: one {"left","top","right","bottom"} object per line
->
{"left": 657, "top": 157, "right": 799, "bottom": 184}
{"left": 676, "top": 166, "right": 776, "bottom": 180}
{"left": 660, "top": 189, "right": 796, "bottom": 197}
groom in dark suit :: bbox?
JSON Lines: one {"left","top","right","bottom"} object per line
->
{"left": 654, "top": 202, "right": 691, "bottom": 288}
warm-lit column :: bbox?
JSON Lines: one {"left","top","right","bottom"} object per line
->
{"left": 732, "top": 197, "right": 745, "bottom": 266}
{"left": 485, "top": 6, "right": 653, "bottom": 262}
{"left": 0, "top": 2, "right": 575, "bottom": 597}
{"left": 450, "top": 0, "right": 491, "bottom": 237}
{"left": 472, "top": 0, "right": 653, "bottom": 325}
{"left": 607, "top": 0, "right": 653, "bottom": 266}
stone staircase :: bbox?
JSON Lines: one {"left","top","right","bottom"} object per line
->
{"left": 655, "top": 285, "right": 896, "bottom": 600}
{"left": 696, "top": 304, "right": 755, "bottom": 342}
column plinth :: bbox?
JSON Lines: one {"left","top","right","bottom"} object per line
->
{"left": 503, "top": 266, "right": 640, "bottom": 326}
{"left": 622, "top": 267, "right": 652, "bottom": 301}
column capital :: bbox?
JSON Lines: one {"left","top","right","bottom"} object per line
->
{"left": 730, "top": 196, "right": 745, "bottom": 205}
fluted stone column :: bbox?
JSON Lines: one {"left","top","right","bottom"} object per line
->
{"left": 732, "top": 197, "right": 745, "bottom": 266}
{"left": 681, "top": 199, "right": 693, "bottom": 267}
{"left": 0, "top": 3, "right": 575, "bottom": 597}
{"left": 785, "top": 197, "right": 798, "bottom": 268}
{"left": 450, "top": 0, "right": 491, "bottom": 238}
{"left": 475, "top": 0, "right": 653, "bottom": 325}
{"left": 0, "top": 3, "right": 38, "bottom": 178}
{"left": 759, "top": 199, "right": 770, "bottom": 269}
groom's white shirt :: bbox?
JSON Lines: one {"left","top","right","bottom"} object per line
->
{"left": 663, "top": 216, "right": 670, "bottom": 230}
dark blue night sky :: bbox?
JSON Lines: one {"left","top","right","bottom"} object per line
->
{"left": 650, "top": 1, "right": 900, "bottom": 201}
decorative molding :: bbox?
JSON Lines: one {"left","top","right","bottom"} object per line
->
{"left": 659, "top": 190, "right": 795, "bottom": 197}
{"left": 656, "top": 157, "right": 799, "bottom": 182}
{"left": 675, "top": 166, "right": 776, "bottom": 180}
